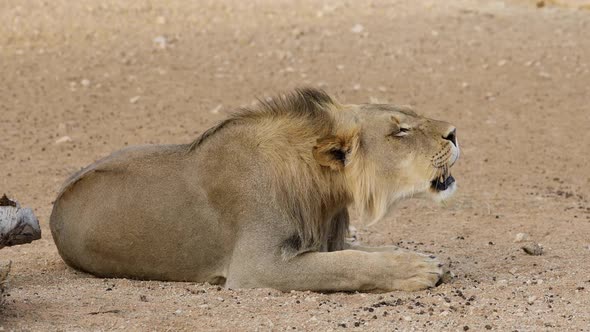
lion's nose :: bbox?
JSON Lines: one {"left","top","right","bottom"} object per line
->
{"left": 443, "top": 128, "right": 457, "bottom": 147}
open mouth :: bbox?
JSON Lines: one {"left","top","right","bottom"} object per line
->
{"left": 430, "top": 174, "right": 455, "bottom": 192}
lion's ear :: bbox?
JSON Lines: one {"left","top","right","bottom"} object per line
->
{"left": 313, "top": 133, "right": 358, "bottom": 171}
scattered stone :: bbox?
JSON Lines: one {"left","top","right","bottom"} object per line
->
{"left": 485, "top": 324, "right": 492, "bottom": 330}
{"left": 129, "top": 96, "right": 141, "bottom": 104}
{"left": 209, "top": 104, "right": 223, "bottom": 114}
{"left": 80, "top": 79, "right": 91, "bottom": 87}
{"left": 522, "top": 243, "right": 544, "bottom": 256}
{"left": 139, "top": 295, "right": 148, "bottom": 302}
{"left": 538, "top": 71, "right": 551, "bottom": 79}
{"left": 55, "top": 136, "right": 73, "bottom": 144}
{"left": 527, "top": 296, "right": 537, "bottom": 305}
{"left": 156, "top": 16, "right": 166, "bottom": 25}
{"left": 351, "top": 24, "right": 364, "bottom": 34}
{"left": 514, "top": 233, "right": 529, "bottom": 243}
{"left": 153, "top": 36, "right": 167, "bottom": 49}
{"left": 441, "top": 270, "right": 455, "bottom": 284}
{"left": 174, "top": 309, "right": 182, "bottom": 315}
{"left": 497, "top": 59, "right": 507, "bottom": 66}
{"left": 352, "top": 84, "right": 361, "bottom": 91}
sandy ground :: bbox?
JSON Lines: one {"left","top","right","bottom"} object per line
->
{"left": 1, "top": 0, "right": 590, "bottom": 330}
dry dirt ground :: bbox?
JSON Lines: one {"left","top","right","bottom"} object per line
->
{"left": 1, "top": 0, "right": 590, "bottom": 330}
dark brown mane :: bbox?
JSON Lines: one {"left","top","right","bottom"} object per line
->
{"left": 187, "top": 88, "right": 335, "bottom": 151}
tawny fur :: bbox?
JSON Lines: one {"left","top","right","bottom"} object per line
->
{"left": 50, "top": 88, "right": 460, "bottom": 292}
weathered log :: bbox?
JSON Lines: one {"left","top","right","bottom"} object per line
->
{"left": 0, "top": 194, "right": 41, "bottom": 249}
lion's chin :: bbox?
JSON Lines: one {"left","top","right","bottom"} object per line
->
{"left": 430, "top": 174, "right": 455, "bottom": 192}
{"left": 429, "top": 176, "right": 457, "bottom": 203}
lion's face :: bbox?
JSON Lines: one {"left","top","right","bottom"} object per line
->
{"left": 352, "top": 104, "right": 460, "bottom": 203}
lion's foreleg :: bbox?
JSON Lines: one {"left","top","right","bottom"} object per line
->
{"left": 226, "top": 249, "right": 444, "bottom": 292}
{"left": 344, "top": 243, "right": 406, "bottom": 253}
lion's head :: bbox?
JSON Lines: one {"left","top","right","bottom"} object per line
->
{"left": 329, "top": 103, "right": 460, "bottom": 223}
{"left": 191, "top": 88, "right": 459, "bottom": 251}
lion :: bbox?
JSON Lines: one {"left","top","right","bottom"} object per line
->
{"left": 50, "top": 88, "right": 460, "bottom": 292}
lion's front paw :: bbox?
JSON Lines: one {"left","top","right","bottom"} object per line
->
{"left": 388, "top": 252, "right": 447, "bottom": 291}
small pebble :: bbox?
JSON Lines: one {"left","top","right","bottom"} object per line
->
{"left": 351, "top": 24, "right": 364, "bottom": 34}
{"left": 129, "top": 96, "right": 141, "bottom": 104}
{"left": 527, "top": 296, "right": 537, "bottom": 305}
{"left": 153, "top": 36, "right": 167, "bottom": 49}
{"left": 538, "top": 71, "right": 551, "bottom": 79}
{"left": 522, "top": 243, "right": 544, "bottom": 256}
{"left": 514, "top": 233, "right": 529, "bottom": 243}
{"left": 209, "top": 104, "right": 222, "bottom": 114}
{"left": 55, "top": 136, "right": 73, "bottom": 144}
{"left": 156, "top": 16, "right": 166, "bottom": 25}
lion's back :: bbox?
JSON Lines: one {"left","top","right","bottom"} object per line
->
{"left": 50, "top": 144, "right": 230, "bottom": 281}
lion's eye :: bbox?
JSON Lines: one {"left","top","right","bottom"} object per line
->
{"left": 393, "top": 127, "right": 411, "bottom": 137}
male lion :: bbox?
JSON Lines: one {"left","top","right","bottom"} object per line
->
{"left": 50, "top": 88, "right": 460, "bottom": 292}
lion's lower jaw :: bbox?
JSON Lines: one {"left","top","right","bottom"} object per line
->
{"left": 431, "top": 181, "right": 457, "bottom": 203}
